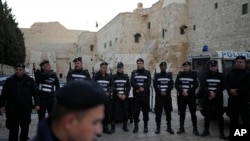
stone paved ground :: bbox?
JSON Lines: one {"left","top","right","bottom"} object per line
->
{"left": 0, "top": 92, "right": 230, "bottom": 141}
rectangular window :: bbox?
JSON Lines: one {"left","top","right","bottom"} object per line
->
{"left": 104, "top": 43, "right": 106, "bottom": 48}
{"left": 162, "top": 29, "right": 165, "bottom": 38}
{"left": 90, "top": 45, "right": 94, "bottom": 51}
{"left": 215, "top": 3, "right": 218, "bottom": 9}
{"left": 193, "top": 25, "right": 196, "bottom": 31}
{"left": 148, "top": 22, "right": 151, "bottom": 29}
{"left": 242, "top": 3, "right": 248, "bottom": 15}
{"left": 109, "top": 41, "right": 112, "bottom": 47}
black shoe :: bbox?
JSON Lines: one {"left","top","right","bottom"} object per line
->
{"left": 133, "top": 127, "right": 138, "bottom": 133}
{"left": 155, "top": 128, "right": 160, "bottom": 134}
{"left": 130, "top": 119, "right": 133, "bottom": 123}
{"left": 111, "top": 124, "right": 115, "bottom": 133}
{"left": 122, "top": 124, "right": 129, "bottom": 132}
{"left": 193, "top": 129, "right": 200, "bottom": 136}
{"left": 219, "top": 135, "right": 229, "bottom": 140}
{"left": 144, "top": 128, "right": 148, "bottom": 133}
{"left": 201, "top": 130, "right": 209, "bottom": 137}
{"left": 103, "top": 127, "right": 112, "bottom": 134}
{"left": 167, "top": 128, "right": 175, "bottom": 134}
{"left": 177, "top": 128, "right": 185, "bottom": 134}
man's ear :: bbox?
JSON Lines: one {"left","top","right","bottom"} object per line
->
{"left": 63, "top": 114, "right": 77, "bottom": 130}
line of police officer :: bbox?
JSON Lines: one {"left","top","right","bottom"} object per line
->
{"left": 1, "top": 55, "right": 249, "bottom": 140}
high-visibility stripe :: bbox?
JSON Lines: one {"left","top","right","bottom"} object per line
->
{"left": 160, "top": 85, "right": 168, "bottom": 88}
{"left": 181, "top": 85, "right": 190, "bottom": 88}
{"left": 206, "top": 79, "right": 221, "bottom": 83}
{"left": 42, "top": 88, "right": 52, "bottom": 92}
{"left": 118, "top": 91, "right": 125, "bottom": 94}
{"left": 72, "top": 74, "right": 86, "bottom": 78}
{"left": 161, "top": 89, "right": 166, "bottom": 91}
{"left": 42, "top": 84, "right": 52, "bottom": 88}
{"left": 134, "top": 76, "right": 148, "bottom": 79}
{"left": 182, "top": 89, "right": 188, "bottom": 91}
{"left": 97, "top": 80, "right": 110, "bottom": 84}
{"left": 208, "top": 87, "right": 217, "bottom": 90}
{"left": 114, "top": 80, "right": 127, "bottom": 83}
{"left": 137, "top": 83, "right": 143, "bottom": 86}
{"left": 116, "top": 88, "right": 124, "bottom": 90}
{"left": 180, "top": 78, "right": 194, "bottom": 81}
{"left": 157, "top": 78, "right": 170, "bottom": 81}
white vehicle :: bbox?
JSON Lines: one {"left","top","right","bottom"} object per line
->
{"left": 187, "top": 51, "right": 250, "bottom": 117}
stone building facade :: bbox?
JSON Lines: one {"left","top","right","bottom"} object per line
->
{"left": 18, "top": 0, "right": 250, "bottom": 78}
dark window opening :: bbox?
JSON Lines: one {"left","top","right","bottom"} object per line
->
{"left": 134, "top": 33, "right": 141, "bottom": 43}
{"left": 242, "top": 3, "right": 248, "bottom": 15}
{"left": 90, "top": 45, "right": 94, "bottom": 51}
{"left": 148, "top": 22, "right": 151, "bottom": 29}
{"left": 115, "top": 38, "right": 118, "bottom": 43}
{"left": 109, "top": 41, "right": 112, "bottom": 47}
{"left": 180, "top": 25, "right": 187, "bottom": 35}
{"left": 104, "top": 43, "right": 106, "bottom": 48}
{"left": 193, "top": 25, "right": 196, "bottom": 31}
{"left": 162, "top": 29, "right": 165, "bottom": 38}
{"left": 215, "top": 3, "right": 218, "bottom": 9}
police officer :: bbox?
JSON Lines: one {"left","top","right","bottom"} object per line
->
{"left": 226, "top": 56, "right": 250, "bottom": 138}
{"left": 35, "top": 60, "right": 60, "bottom": 121}
{"left": 131, "top": 58, "right": 151, "bottom": 133}
{"left": 32, "top": 81, "right": 107, "bottom": 141}
{"left": 153, "top": 62, "right": 174, "bottom": 134}
{"left": 66, "top": 57, "right": 91, "bottom": 82}
{"left": 0, "top": 63, "right": 40, "bottom": 141}
{"left": 93, "top": 61, "right": 113, "bottom": 134}
{"left": 175, "top": 61, "right": 199, "bottom": 136}
{"left": 200, "top": 60, "right": 227, "bottom": 139}
{"left": 111, "top": 62, "right": 131, "bottom": 133}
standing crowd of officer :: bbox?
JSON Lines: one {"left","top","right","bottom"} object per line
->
{"left": 0, "top": 55, "right": 249, "bottom": 141}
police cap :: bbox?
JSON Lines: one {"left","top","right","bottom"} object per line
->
{"left": 182, "top": 61, "right": 191, "bottom": 66}
{"left": 136, "top": 58, "right": 144, "bottom": 63}
{"left": 73, "top": 57, "right": 82, "bottom": 63}
{"left": 159, "top": 62, "right": 167, "bottom": 67}
{"left": 39, "top": 60, "right": 49, "bottom": 67}
{"left": 210, "top": 60, "right": 218, "bottom": 66}
{"left": 100, "top": 61, "right": 108, "bottom": 66}
{"left": 56, "top": 81, "right": 106, "bottom": 110}
{"left": 117, "top": 62, "right": 124, "bottom": 68}
{"left": 15, "top": 63, "right": 25, "bottom": 69}
{"left": 235, "top": 56, "right": 246, "bottom": 61}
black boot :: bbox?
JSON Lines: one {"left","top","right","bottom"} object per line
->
{"left": 201, "top": 130, "right": 209, "bottom": 137}
{"left": 177, "top": 124, "right": 185, "bottom": 134}
{"left": 133, "top": 122, "right": 139, "bottom": 133}
{"left": 144, "top": 121, "right": 148, "bottom": 133}
{"left": 122, "top": 122, "right": 129, "bottom": 132}
{"left": 155, "top": 123, "right": 160, "bottom": 134}
{"left": 111, "top": 123, "right": 115, "bottom": 133}
{"left": 193, "top": 125, "right": 200, "bottom": 136}
{"left": 103, "top": 124, "right": 112, "bottom": 134}
{"left": 167, "top": 122, "right": 174, "bottom": 134}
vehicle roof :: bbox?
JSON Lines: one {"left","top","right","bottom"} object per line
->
{"left": 188, "top": 51, "right": 250, "bottom": 60}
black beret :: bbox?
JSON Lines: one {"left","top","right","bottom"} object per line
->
{"left": 117, "top": 62, "right": 124, "bottom": 68}
{"left": 15, "top": 63, "right": 25, "bottom": 68}
{"left": 210, "top": 60, "right": 218, "bottom": 66}
{"left": 182, "top": 61, "right": 191, "bottom": 66}
{"left": 73, "top": 57, "right": 82, "bottom": 63}
{"left": 235, "top": 56, "right": 246, "bottom": 61}
{"left": 136, "top": 58, "right": 144, "bottom": 63}
{"left": 56, "top": 81, "right": 106, "bottom": 110}
{"left": 39, "top": 60, "right": 49, "bottom": 67}
{"left": 100, "top": 61, "right": 108, "bottom": 66}
{"left": 159, "top": 62, "right": 167, "bottom": 66}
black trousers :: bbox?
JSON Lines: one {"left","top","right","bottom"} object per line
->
{"left": 103, "top": 98, "right": 111, "bottom": 125}
{"left": 38, "top": 97, "right": 54, "bottom": 122}
{"left": 6, "top": 109, "right": 31, "bottom": 141}
{"left": 228, "top": 98, "right": 250, "bottom": 136}
{"left": 155, "top": 94, "right": 173, "bottom": 124}
{"left": 203, "top": 99, "right": 224, "bottom": 133}
{"left": 128, "top": 97, "right": 134, "bottom": 121}
{"left": 133, "top": 98, "right": 150, "bottom": 123}
{"left": 111, "top": 98, "right": 128, "bottom": 122}
{"left": 178, "top": 97, "right": 197, "bottom": 127}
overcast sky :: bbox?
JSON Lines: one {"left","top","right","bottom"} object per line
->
{"left": 4, "top": 0, "right": 159, "bottom": 31}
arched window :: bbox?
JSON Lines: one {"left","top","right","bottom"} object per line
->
{"left": 134, "top": 33, "right": 141, "bottom": 43}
